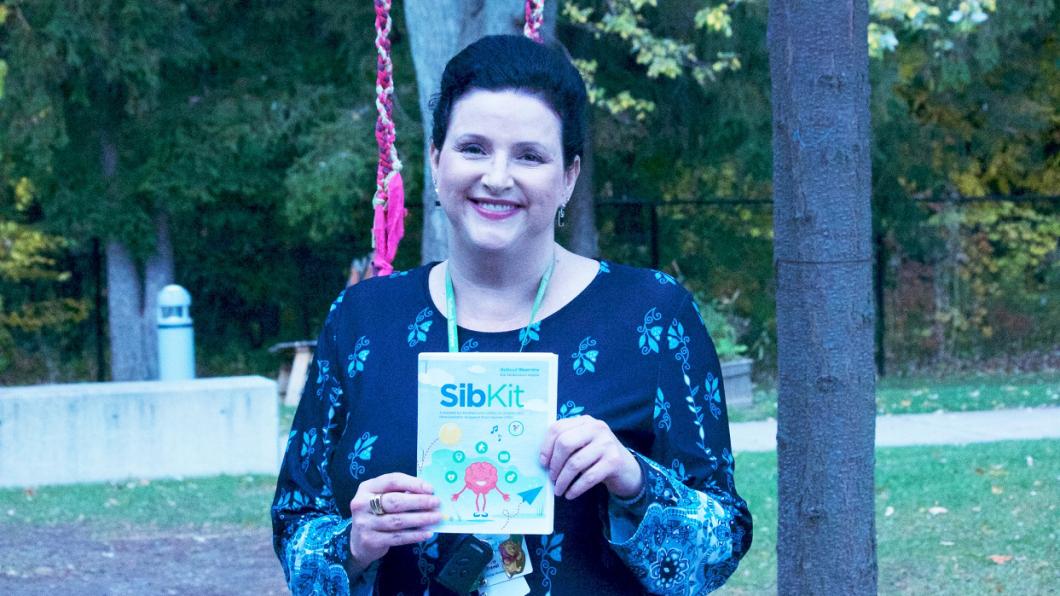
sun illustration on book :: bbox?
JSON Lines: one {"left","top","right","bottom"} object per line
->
{"left": 438, "top": 422, "right": 462, "bottom": 446}
{"left": 452, "top": 461, "right": 510, "bottom": 517}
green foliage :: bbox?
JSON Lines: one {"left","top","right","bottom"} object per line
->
{"left": 563, "top": 0, "right": 1056, "bottom": 372}
{"left": 695, "top": 293, "right": 749, "bottom": 361}
{"left": 0, "top": 0, "right": 1054, "bottom": 381}
{"left": 0, "top": 169, "right": 88, "bottom": 375}
{"left": 0, "top": 0, "right": 424, "bottom": 382}
{"left": 871, "top": 0, "right": 1059, "bottom": 364}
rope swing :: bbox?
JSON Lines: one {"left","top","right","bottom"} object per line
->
{"left": 370, "top": 0, "right": 547, "bottom": 276}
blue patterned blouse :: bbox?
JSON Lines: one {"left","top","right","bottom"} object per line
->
{"left": 272, "top": 261, "right": 752, "bottom": 595}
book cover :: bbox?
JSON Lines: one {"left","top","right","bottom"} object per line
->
{"left": 417, "top": 352, "right": 557, "bottom": 535}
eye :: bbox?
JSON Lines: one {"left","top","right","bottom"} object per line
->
{"left": 519, "top": 152, "right": 545, "bottom": 163}
{"left": 456, "top": 143, "right": 486, "bottom": 156}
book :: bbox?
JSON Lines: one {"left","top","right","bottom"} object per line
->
{"left": 417, "top": 352, "right": 557, "bottom": 535}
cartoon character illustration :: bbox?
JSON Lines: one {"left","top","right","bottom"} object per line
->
{"left": 452, "top": 461, "right": 510, "bottom": 517}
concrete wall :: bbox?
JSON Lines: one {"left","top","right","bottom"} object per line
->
{"left": 0, "top": 376, "right": 277, "bottom": 488}
{"left": 721, "top": 357, "right": 754, "bottom": 408}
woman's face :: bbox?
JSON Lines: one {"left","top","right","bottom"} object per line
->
{"left": 430, "top": 89, "right": 580, "bottom": 257}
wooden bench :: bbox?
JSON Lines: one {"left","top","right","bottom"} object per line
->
{"left": 268, "top": 340, "right": 317, "bottom": 406}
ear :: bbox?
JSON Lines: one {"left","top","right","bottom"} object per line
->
{"left": 430, "top": 141, "right": 442, "bottom": 183}
{"left": 563, "top": 155, "right": 581, "bottom": 199}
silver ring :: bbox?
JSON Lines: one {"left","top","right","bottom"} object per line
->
{"left": 369, "top": 494, "right": 386, "bottom": 516}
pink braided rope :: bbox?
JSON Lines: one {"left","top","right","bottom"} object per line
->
{"left": 524, "top": 0, "right": 545, "bottom": 42}
{"left": 371, "top": 0, "right": 405, "bottom": 276}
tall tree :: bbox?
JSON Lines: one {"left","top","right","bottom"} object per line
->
{"left": 768, "top": 0, "right": 877, "bottom": 593}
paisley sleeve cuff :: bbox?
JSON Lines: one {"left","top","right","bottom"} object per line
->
{"left": 283, "top": 515, "right": 378, "bottom": 595}
{"left": 606, "top": 454, "right": 741, "bottom": 594}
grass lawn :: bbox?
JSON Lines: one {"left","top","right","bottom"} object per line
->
{"left": 2, "top": 440, "right": 1055, "bottom": 594}
{"left": 0, "top": 475, "right": 276, "bottom": 530}
{"left": 718, "top": 439, "right": 1059, "bottom": 595}
{"left": 730, "top": 370, "right": 1060, "bottom": 422}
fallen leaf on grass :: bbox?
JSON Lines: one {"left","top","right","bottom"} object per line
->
{"left": 1026, "top": 456, "right": 1034, "bottom": 467}
{"left": 987, "top": 555, "right": 1012, "bottom": 565}
{"left": 928, "top": 506, "right": 949, "bottom": 515}
{"left": 940, "top": 540, "right": 955, "bottom": 546}
{"left": 900, "top": 399, "right": 912, "bottom": 407}
{"left": 992, "top": 485, "right": 1004, "bottom": 495}
{"left": 885, "top": 506, "right": 895, "bottom": 517}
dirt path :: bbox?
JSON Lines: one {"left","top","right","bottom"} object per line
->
{"left": 0, "top": 523, "right": 287, "bottom": 595}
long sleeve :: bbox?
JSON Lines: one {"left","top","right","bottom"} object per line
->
{"left": 271, "top": 290, "right": 377, "bottom": 596}
{"left": 607, "top": 291, "right": 753, "bottom": 594}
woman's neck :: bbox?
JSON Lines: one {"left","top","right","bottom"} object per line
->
{"left": 444, "top": 240, "right": 559, "bottom": 331}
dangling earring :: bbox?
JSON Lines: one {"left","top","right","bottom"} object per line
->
{"left": 557, "top": 204, "right": 567, "bottom": 228}
{"left": 433, "top": 180, "right": 441, "bottom": 207}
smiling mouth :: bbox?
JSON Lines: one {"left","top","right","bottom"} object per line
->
{"left": 470, "top": 198, "right": 521, "bottom": 213}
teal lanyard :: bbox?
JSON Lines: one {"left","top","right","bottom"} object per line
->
{"left": 445, "top": 259, "right": 555, "bottom": 353}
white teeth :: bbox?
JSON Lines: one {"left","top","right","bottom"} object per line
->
{"left": 478, "top": 201, "right": 515, "bottom": 212}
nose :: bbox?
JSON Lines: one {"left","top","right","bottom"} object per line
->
{"left": 481, "top": 156, "right": 513, "bottom": 195}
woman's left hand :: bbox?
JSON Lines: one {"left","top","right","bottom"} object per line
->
{"left": 539, "top": 415, "right": 643, "bottom": 500}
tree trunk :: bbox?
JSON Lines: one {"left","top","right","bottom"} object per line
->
{"left": 106, "top": 238, "right": 145, "bottom": 381}
{"left": 404, "top": 0, "right": 524, "bottom": 264}
{"left": 768, "top": 0, "right": 877, "bottom": 594}
{"left": 101, "top": 131, "right": 175, "bottom": 381}
{"left": 142, "top": 212, "right": 175, "bottom": 379}
{"left": 560, "top": 15, "right": 599, "bottom": 258}
{"left": 562, "top": 125, "right": 599, "bottom": 257}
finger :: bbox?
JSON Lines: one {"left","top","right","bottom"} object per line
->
{"left": 539, "top": 416, "right": 593, "bottom": 467}
{"left": 548, "top": 423, "right": 598, "bottom": 481}
{"left": 563, "top": 459, "right": 611, "bottom": 500}
{"left": 385, "top": 528, "right": 436, "bottom": 547}
{"left": 553, "top": 440, "right": 605, "bottom": 497}
{"left": 367, "top": 511, "right": 445, "bottom": 533}
{"left": 360, "top": 473, "right": 435, "bottom": 496}
{"left": 381, "top": 492, "right": 442, "bottom": 514}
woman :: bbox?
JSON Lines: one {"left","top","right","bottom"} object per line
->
{"left": 272, "top": 35, "right": 752, "bottom": 595}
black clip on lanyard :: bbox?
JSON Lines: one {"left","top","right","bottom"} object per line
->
{"left": 436, "top": 534, "right": 494, "bottom": 594}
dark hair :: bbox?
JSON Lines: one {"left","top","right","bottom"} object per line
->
{"left": 431, "top": 35, "right": 588, "bottom": 168}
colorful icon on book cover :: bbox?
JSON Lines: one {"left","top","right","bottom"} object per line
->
{"left": 508, "top": 421, "right": 524, "bottom": 436}
{"left": 517, "top": 486, "right": 543, "bottom": 505}
{"left": 453, "top": 451, "right": 466, "bottom": 463}
{"left": 498, "top": 451, "right": 511, "bottom": 463}
{"left": 475, "top": 441, "right": 489, "bottom": 454}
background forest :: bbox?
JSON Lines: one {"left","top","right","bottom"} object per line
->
{"left": 1, "top": 0, "right": 1057, "bottom": 385}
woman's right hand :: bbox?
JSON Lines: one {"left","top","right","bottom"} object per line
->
{"left": 348, "top": 473, "right": 442, "bottom": 572}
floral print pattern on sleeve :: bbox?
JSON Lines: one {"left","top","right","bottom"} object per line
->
{"left": 607, "top": 292, "right": 752, "bottom": 594}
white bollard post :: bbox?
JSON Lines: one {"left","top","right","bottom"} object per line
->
{"left": 157, "top": 285, "right": 196, "bottom": 380}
